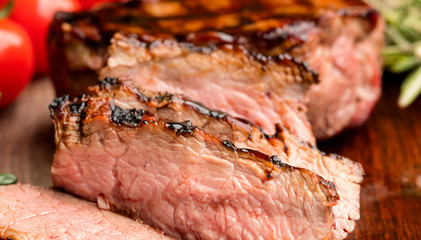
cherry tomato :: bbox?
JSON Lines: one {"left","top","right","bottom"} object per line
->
{"left": 79, "top": 0, "right": 122, "bottom": 10}
{"left": 0, "top": 18, "right": 34, "bottom": 108}
{"left": 0, "top": 0, "right": 7, "bottom": 8}
{"left": 10, "top": 0, "right": 81, "bottom": 75}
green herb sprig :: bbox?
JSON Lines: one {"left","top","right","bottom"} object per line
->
{"left": 0, "top": 173, "right": 18, "bottom": 185}
{"left": 366, "top": 0, "right": 421, "bottom": 107}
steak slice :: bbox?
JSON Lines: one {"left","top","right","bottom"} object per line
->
{"left": 90, "top": 76, "right": 363, "bottom": 239}
{"left": 0, "top": 184, "right": 171, "bottom": 240}
{"left": 48, "top": 0, "right": 384, "bottom": 140}
{"left": 50, "top": 92, "right": 343, "bottom": 240}
{"left": 100, "top": 33, "right": 317, "bottom": 143}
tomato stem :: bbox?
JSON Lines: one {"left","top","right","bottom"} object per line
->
{"left": 0, "top": 0, "right": 14, "bottom": 20}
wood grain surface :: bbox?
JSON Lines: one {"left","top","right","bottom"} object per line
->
{"left": 0, "top": 76, "right": 420, "bottom": 239}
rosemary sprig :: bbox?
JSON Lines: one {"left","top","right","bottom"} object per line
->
{"left": 366, "top": 0, "right": 421, "bottom": 107}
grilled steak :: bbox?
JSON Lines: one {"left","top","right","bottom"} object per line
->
{"left": 50, "top": 78, "right": 361, "bottom": 239}
{"left": 100, "top": 34, "right": 317, "bottom": 143}
{"left": 90, "top": 76, "right": 363, "bottom": 239}
{"left": 48, "top": 0, "right": 384, "bottom": 139}
{"left": 0, "top": 184, "right": 171, "bottom": 240}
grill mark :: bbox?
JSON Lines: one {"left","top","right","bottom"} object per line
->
{"left": 56, "top": 0, "right": 377, "bottom": 44}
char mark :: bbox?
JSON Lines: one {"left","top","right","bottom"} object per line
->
{"left": 49, "top": 95, "right": 69, "bottom": 118}
{"left": 69, "top": 94, "right": 87, "bottom": 114}
{"left": 222, "top": 140, "right": 237, "bottom": 150}
{"left": 183, "top": 100, "right": 227, "bottom": 120}
{"left": 165, "top": 120, "right": 195, "bottom": 136}
{"left": 111, "top": 103, "right": 145, "bottom": 127}
{"left": 98, "top": 77, "right": 119, "bottom": 88}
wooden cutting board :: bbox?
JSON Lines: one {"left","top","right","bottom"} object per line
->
{"left": 1, "top": 76, "right": 420, "bottom": 239}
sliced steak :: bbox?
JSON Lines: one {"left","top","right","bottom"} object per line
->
{"left": 50, "top": 92, "right": 344, "bottom": 240}
{"left": 100, "top": 33, "right": 317, "bottom": 143}
{"left": 0, "top": 184, "right": 171, "bottom": 240}
{"left": 48, "top": 0, "right": 384, "bottom": 140}
{"left": 90, "top": 76, "right": 363, "bottom": 239}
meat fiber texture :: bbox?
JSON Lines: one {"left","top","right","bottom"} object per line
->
{"left": 91, "top": 77, "right": 363, "bottom": 239}
{"left": 100, "top": 34, "right": 318, "bottom": 144}
{"left": 50, "top": 80, "right": 363, "bottom": 239}
{"left": 281, "top": 10, "right": 385, "bottom": 139}
{"left": 48, "top": 0, "right": 384, "bottom": 140}
{"left": 0, "top": 184, "right": 171, "bottom": 240}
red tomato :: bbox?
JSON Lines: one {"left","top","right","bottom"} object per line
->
{"left": 0, "top": 0, "right": 7, "bottom": 8}
{"left": 10, "top": 0, "right": 81, "bottom": 75}
{"left": 80, "top": 0, "right": 122, "bottom": 10}
{"left": 0, "top": 19, "right": 34, "bottom": 108}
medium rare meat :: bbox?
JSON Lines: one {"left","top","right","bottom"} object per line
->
{"left": 48, "top": 0, "right": 384, "bottom": 139}
{"left": 0, "top": 184, "right": 171, "bottom": 240}
{"left": 50, "top": 78, "right": 361, "bottom": 239}
{"left": 91, "top": 76, "right": 363, "bottom": 239}
{"left": 50, "top": 92, "right": 340, "bottom": 240}
{"left": 100, "top": 33, "right": 317, "bottom": 143}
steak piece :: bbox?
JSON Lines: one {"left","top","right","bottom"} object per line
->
{"left": 50, "top": 93, "right": 340, "bottom": 240}
{"left": 50, "top": 78, "right": 360, "bottom": 239}
{"left": 90, "top": 76, "right": 363, "bottom": 239}
{"left": 100, "top": 33, "right": 317, "bottom": 143}
{"left": 48, "top": 0, "right": 384, "bottom": 139}
{"left": 0, "top": 184, "right": 171, "bottom": 240}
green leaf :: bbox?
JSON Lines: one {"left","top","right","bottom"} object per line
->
{"left": 390, "top": 56, "right": 420, "bottom": 73}
{"left": 398, "top": 65, "right": 421, "bottom": 107}
{"left": 0, "top": 173, "right": 18, "bottom": 185}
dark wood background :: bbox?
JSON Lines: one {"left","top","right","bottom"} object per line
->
{"left": 1, "top": 75, "right": 420, "bottom": 239}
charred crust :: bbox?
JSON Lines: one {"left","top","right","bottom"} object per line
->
{"left": 222, "top": 139, "right": 237, "bottom": 150}
{"left": 49, "top": 95, "right": 69, "bottom": 118}
{"left": 165, "top": 121, "right": 195, "bottom": 135}
{"left": 152, "top": 92, "right": 174, "bottom": 107}
{"left": 98, "top": 77, "right": 119, "bottom": 89}
{"left": 110, "top": 104, "right": 145, "bottom": 127}
{"left": 258, "top": 126, "right": 271, "bottom": 140}
{"left": 270, "top": 155, "right": 289, "bottom": 168}
{"left": 183, "top": 100, "right": 227, "bottom": 120}
{"left": 134, "top": 92, "right": 150, "bottom": 103}
{"left": 69, "top": 95, "right": 87, "bottom": 115}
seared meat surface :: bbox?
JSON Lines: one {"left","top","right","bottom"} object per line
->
{"left": 50, "top": 77, "right": 362, "bottom": 239}
{"left": 48, "top": 0, "right": 384, "bottom": 139}
{"left": 101, "top": 34, "right": 317, "bottom": 143}
{"left": 0, "top": 184, "right": 171, "bottom": 240}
